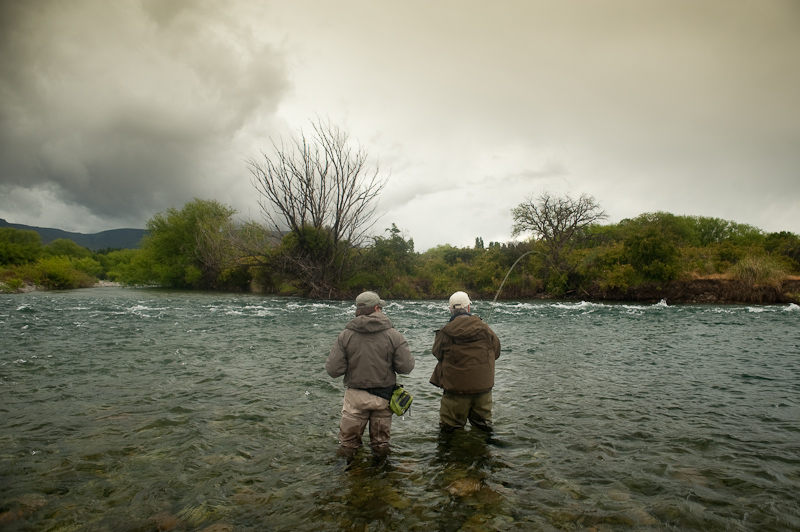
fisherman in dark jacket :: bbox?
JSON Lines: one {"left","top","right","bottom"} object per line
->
{"left": 430, "top": 291, "right": 500, "bottom": 431}
{"left": 326, "top": 291, "right": 415, "bottom": 452}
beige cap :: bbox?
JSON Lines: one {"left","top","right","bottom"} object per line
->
{"left": 355, "top": 291, "right": 385, "bottom": 308}
{"left": 449, "top": 291, "right": 471, "bottom": 311}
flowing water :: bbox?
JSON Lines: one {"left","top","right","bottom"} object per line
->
{"left": 1, "top": 288, "right": 799, "bottom": 531}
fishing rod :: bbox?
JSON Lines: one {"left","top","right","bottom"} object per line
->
{"left": 486, "top": 250, "right": 555, "bottom": 325}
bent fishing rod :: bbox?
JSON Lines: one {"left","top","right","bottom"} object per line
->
{"left": 486, "top": 250, "right": 555, "bottom": 325}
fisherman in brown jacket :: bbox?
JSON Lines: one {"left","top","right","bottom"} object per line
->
{"left": 326, "top": 291, "right": 415, "bottom": 452}
{"left": 430, "top": 291, "right": 501, "bottom": 431}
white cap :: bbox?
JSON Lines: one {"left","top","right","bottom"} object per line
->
{"left": 449, "top": 291, "right": 471, "bottom": 311}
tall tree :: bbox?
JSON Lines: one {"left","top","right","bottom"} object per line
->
{"left": 511, "top": 192, "right": 607, "bottom": 272}
{"left": 0, "top": 228, "right": 42, "bottom": 265}
{"left": 142, "top": 199, "right": 237, "bottom": 288}
{"left": 247, "top": 118, "right": 386, "bottom": 297}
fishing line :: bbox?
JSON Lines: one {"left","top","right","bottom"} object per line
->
{"left": 487, "top": 250, "right": 553, "bottom": 325}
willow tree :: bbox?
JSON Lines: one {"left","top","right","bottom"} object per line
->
{"left": 142, "top": 198, "right": 237, "bottom": 289}
{"left": 247, "top": 119, "right": 386, "bottom": 297}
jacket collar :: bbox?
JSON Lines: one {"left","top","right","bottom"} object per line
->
{"left": 449, "top": 312, "right": 472, "bottom": 322}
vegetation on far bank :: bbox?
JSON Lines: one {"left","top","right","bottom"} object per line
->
{"left": 2, "top": 120, "right": 799, "bottom": 304}
{"left": 2, "top": 203, "right": 799, "bottom": 304}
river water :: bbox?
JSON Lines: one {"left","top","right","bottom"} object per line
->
{"left": 1, "top": 288, "right": 798, "bottom": 531}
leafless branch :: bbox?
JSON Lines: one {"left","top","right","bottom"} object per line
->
{"left": 246, "top": 118, "right": 387, "bottom": 296}
{"left": 511, "top": 192, "right": 607, "bottom": 269}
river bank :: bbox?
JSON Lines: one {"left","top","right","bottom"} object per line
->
{"left": 3, "top": 277, "right": 799, "bottom": 305}
{"left": 583, "top": 277, "right": 800, "bottom": 304}
{"left": 1, "top": 279, "right": 123, "bottom": 293}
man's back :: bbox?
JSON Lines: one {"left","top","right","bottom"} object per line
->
{"left": 431, "top": 314, "right": 500, "bottom": 394}
{"left": 326, "top": 311, "right": 414, "bottom": 390}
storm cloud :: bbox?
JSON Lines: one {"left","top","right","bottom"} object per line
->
{"left": 0, "top": 0, "right": 287, "bottom": 229}
{"left": 1, "top": 0, "right": 799, "bottom": 249}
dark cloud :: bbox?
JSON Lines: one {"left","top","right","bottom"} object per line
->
{"left": 0, "top": 0, "right": 288, "bottom": 228}
{"left": 1, "top": 0, "right": 798, "bottom": 247}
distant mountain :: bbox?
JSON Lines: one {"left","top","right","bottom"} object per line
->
{"left": 0, "top": 219, "right": 147, "bottom": 251}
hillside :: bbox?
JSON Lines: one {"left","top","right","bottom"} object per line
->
{"left": 0, "top": 219, "right": 147, "bottom": 250}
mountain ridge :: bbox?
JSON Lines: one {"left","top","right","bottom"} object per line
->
{"left": 0, "top": 218, "right": 147, "bottom": 250}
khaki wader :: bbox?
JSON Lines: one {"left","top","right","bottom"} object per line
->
{"left": 338, "top": 388, "right": 393, "bottom": 449}
{"left": 439, "top": 390, "right": 493, "bottom": 431}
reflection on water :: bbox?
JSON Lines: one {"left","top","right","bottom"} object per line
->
{"left": 312, "top": 428, "right": 509, "bottom": 532}
{"left": 1, "top": 289, "right": 799, "bottom": 531}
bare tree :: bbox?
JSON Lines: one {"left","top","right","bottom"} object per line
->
{"left": 511, "top": 192, "right": 607, "bottom": 271}
{"left": 246, "top": 118, "right": 386, "bottom": 297}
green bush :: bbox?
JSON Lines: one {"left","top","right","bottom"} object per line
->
{"left": 44, "top": 239, "right": 92, "bottom": 259}
{"left": 0, "top": 277, "right": 25, "bottom": 293}
{"left": 22, "top": 256, "right": 96, "bottom": 289}
{"left": 217, "top": 265, "right": 252, "bottom": 291}
{"left": 624, "top": 227, "right": 681, "bottom": 282}
{"left": 277, "top": 281, "right": 303, "bottom": 296}
{"left": 389, "top": 278, "right": 422, "bottom": 299}
{"left": 545, "top": 272, "right": 569, "bottom": 297}
{"left": 764, "top": 231, "right": 800, "bottom": 272}
{"left": 142, "top": 198, "right": 238, "bottom": 289}
{"left": 679, "top": 247, "right": 723, "bottom": 276}
{"left": 73, "top": 257, "right": 104, "bottom": 278}
{"left": 0, "top": 228, "right": 42, "bottom": 265}
{"left": 184, "top": 265, "right": 203, "bottom": 287}
{"left": 598, "top": 263, "right": 637, "bottom": 292}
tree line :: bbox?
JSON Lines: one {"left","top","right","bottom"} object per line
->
{"left": 3, "top": 195, "right": 799, "bottom": 301}
{"left": 2, "top": 119, "right": 799, "bottom": 301}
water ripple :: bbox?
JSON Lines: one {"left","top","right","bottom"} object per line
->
{"left": 1, "top": 289, "right": 799, "bottom": 530}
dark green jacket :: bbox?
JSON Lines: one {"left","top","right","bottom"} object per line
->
{"left": 430, "top": 314, "right": 500, "bottom": 394}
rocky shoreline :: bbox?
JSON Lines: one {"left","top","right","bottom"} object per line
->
{"left": 93, "top": 280, "right": 124, "bottom": 288}
{"left": 4, "top": 278, "right": 799, "bottom": 305}
{"left": 583, "top": 278, "right": 800, "bottom": 305}
{"left": 4, "top": 280, "right": 123, "bottom": 293}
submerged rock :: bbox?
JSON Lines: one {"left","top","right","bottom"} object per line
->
{"left": 199, "top": 524, "right": 234, "bottom": 532}
{"left": 447, "top": 477, "right": 482, "bottom": 497}
{"left": 152, "top": 511, "right": 183, "bottom": 531}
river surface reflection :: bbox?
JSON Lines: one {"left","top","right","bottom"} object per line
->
{"left": 1, "top": 288, "right": 798, "bottom": 531}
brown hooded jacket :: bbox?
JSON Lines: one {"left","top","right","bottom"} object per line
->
{"left": 430, "top": 314, "right": 500, "bottom": 394}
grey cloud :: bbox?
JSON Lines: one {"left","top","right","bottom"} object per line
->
{"left": 0, "top": 0, "right": 288, "bottom": 226}
{"left": 2, "top": 0, "right": 799, "bottom": 243}
{"left": 509, "top": 160, "right": 568, "bottom": 182}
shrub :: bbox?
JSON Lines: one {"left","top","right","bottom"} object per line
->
{"left": 729, "top": 255, "right": 787, "bottom": 289}
{"left": 545, "top": 272, "right": 569, "bottom": 297}
{"left": 44, "top": 239, "right": 92, "bottom": 259}
{"left": 184, "top": 265, "right": 203, "bottom": 287}
{"left": 624, "top": 227, "right": 681, "bottom": 282}
{"left": 22, "top": 256, "right": 96, "bottom": 289}
{"left": 389, "top": 279, "right": 422, "bottom": 299}
{"left": 0, "top": 277, "right": 25, "bottom": 293}
{"left": 217, "top": 266, "right": 252, "bottom": 291}
{"left": 598, "top": 263, "right": 637, "bottom": 292}
{"left": 73, "top": 257, "right": 104, "bottom": 278}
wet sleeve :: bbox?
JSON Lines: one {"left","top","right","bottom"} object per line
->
{"left": 325, "top": 332, "right": 348, "bottom": 378}
{"left": 491, "top": 329, "right": 501, "bottom": 360}
{"left": 431, "top": 329, "right": 445, "bottom": 361}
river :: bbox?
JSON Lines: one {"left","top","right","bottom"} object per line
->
{"left": 1, "top": 288, "right": 798, "bottom": 531}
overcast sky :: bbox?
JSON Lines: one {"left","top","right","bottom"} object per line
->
{"left": 1, "top": 0, "right": 798, "bottom": 251}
